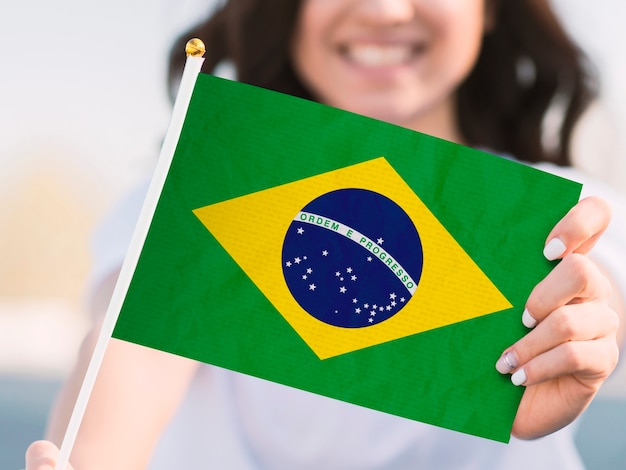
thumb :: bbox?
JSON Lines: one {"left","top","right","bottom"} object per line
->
{"left": 25, "top": 441, "right": 71, "bottom": 470}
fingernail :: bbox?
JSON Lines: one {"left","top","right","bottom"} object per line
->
{"left": 511, "top": 368, "right": 527, "bottom": 386}
{"left": 543, "top": 238, "right": 566, "bottom": 261}
{"left": 522, "top": 308, "right": 537, "bottom": 328}
{"left": 496, "top": 351, "right": 519, "bottom": 374}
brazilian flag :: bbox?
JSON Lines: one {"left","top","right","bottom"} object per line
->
{"left": 112, "top": 73, "right": 581, "bottom": 442}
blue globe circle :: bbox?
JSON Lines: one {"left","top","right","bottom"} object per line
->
{"left": 282, "top": 189, "right": 423, "bottom": 328}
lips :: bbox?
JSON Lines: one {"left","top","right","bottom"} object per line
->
{"left": 339, "top": 42, "right": 425, "bottom": 67}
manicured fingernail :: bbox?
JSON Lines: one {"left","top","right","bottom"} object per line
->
{"left": 543, "top": 237, "right": 566, "bottom": 261}
{"left": 496, "top": 351, "right": 519, "bottom": 374}
{"left": 522, "top": 308, "right": 537, "bottom": 328}
{"left": 511, "top": 368, "right": 527, "bottom": 386}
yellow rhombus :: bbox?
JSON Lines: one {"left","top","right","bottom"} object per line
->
{"left": 194, "top": 157, "right": 512, "bottom": 359}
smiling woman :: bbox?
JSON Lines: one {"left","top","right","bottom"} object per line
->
{"left": 170, "top": 0, "right": 593, "bottom": 167}
{"left": 25, "top": 1, "right": 626, "bottom": 469}
{"left": 290, "top": 0, "right": 488, "bottom": 140}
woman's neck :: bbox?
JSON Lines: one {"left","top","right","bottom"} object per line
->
{"left": 402, "top": 95, "right": 465, "bottom": 145}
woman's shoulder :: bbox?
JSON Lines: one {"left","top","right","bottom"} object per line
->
{"left": 533, "top": 162, "right": 626, "bottom": 205}
{"left": 88, "top": 179, "right": 151, "bottom": 295}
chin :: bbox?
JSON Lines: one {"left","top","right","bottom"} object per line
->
{"left": 351, "top": 106, "right": 422, "bottom": 129}
{"left": 333, "top": 92, "right": 429, "bottom": 127}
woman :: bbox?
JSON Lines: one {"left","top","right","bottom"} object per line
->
{"left": 27, "top": 1, "right": 625, "bottom": 468}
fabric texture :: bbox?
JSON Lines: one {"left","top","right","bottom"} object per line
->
{"left": 90, "top": 162, "right": 626, "bottom": 470}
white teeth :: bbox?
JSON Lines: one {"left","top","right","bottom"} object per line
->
{"left": 345, "top": 44, "right": 414, "bottom": 66}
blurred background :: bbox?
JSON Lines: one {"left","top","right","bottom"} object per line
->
{"left": 0, "top": 0, "right": 625, "bottom": 468}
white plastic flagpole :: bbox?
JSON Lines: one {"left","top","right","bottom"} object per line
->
{"left": 54, "top": 39, "right": 206, "bottom": 470}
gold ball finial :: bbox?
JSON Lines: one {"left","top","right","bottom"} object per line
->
{"left": 186, "top": 38, "right": 206, "bottom": 57}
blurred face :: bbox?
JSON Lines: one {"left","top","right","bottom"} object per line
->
{"left": 291, "top": 0, "right": 490, "bottom": 142}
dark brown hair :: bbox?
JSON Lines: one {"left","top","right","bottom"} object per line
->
{"left": 169, "top": 0, "right": 596, "bottom": 165}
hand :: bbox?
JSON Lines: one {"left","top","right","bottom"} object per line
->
{"left": 25, "top": 441, "right": 73, "bottom": 470}
{"left": 495, "top": 196, "right": 621, "bottom": 439}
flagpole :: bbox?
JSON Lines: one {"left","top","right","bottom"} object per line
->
{"left": 54, "top": 39, "right": 206, "bottom": 470}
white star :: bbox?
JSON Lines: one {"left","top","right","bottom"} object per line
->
{"left": 379, "top": 306, "right": 384, "bottom": 311}
{"left": 367, "top": 256, "right": 372, "bottom": 262}
{"left": 370, "top": 310, "right": 376, "bottom": 316}
{"left": 391, "top": 301, "right": 397, "bottom": 307}
{"left": 335, "top": 271, "right": 341, "bottom": 277}
{"left": 322, "top": 250, "right": 328, "bottom": 256}
{"left": 339, "top": 286, "right": 347, "bottom": 294}
{"left": 346, "top": 267, "right": 353, "bottom": 273}
{"left": 340, "top": 277, "right": 344, "bottom": 281}
{"left": 303, "top": 256, "right": 308, "bottom": 260}
{"left": 351, "top": 275, "right": 357, "bottom": 281}
{"left": 400, "top": 297, "right": 406, "bottom": 303}
{"left": 286, "top": 261, "right": 292, "bottom": 267}
{"left": 368, "top": 318, "right": 374, "bottom": 323}
{"left": 377, "top": 237, "right": 384, "bottom": 245}
{"left": 386, "top": 305, "right": 392, "bottom": 311}
{"left": 306, "top": 268, "right": 313, "bottom": 274}
{"left": 390, "top": 293, "right": 397, "bottom": 300}
{"left": 297, "top": 227, "right": 304, "bottom": 235}
{"left": 372, "top": 304, "right": 378, "bottom": 310}
{"left": 352, "top": 298, "right": 358, "bottom": 304}
{"left": 355, "top": 308, "right": 361, "bottom": 314}
{"left": 364, "top": 303, "right": 369, "bottom": 309}
{"left": 294, "top": 257, "right": 302, "bottom": 264}
{"left": 302, "top": 274, "right": 308, "bottom": 280}
{"left": 309, "top": 284, "right": 316, "bottom": 291}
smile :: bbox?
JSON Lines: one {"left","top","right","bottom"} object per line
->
{"left": 340, "top": 43, "right": 425, "bottom": 67}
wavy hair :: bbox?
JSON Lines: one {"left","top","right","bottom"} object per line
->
{"left": 169, "top": 0, "right": 596, "bottom": 165}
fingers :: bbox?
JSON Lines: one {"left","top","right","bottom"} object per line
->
{"left": 495, "top": 248, "right": 618, "bottom": 386}
{"left": 543, "top": 196, "right": 611, "bottom": 260}
{"left": 25, "top": 441, "right": 58, "bottom": 470}
{"left": 25, "top": 441, "right": 71, "bottom": 470}
{"left": 496, "top": 301, "right": 619, "bottom": 385}
{"left": 497, "top": 196, "right": 618, "bottom": 437}
{"left": 514, "top": 335, "right": 619, "bottom": 388}
{"left": 523, "top": 253, "right": 612, "bottom": 327}
{"left": 521, "top": 301, "right": 615, "bottom": 355}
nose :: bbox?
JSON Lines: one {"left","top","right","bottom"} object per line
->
{"left": 354, "top": 0, "right": 416, "bottom": 26}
